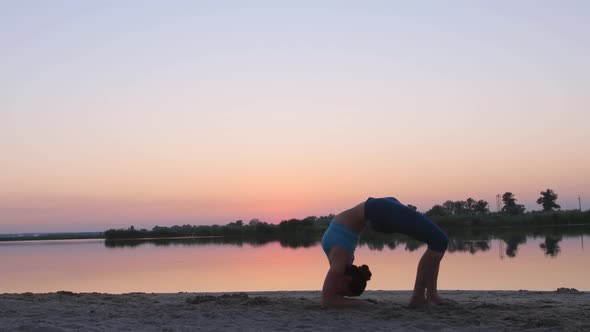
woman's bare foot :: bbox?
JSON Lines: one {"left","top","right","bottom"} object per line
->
{"left": 408, "top": 296, "right": 428, "bottom": 308}
{"left": 426, "top": 294, "right": 457, "bottom": 305}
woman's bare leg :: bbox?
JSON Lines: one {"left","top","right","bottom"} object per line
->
{"left": 409, "top": 249, "right": 443, "bottom": 307}
{"left": 426, "top": 258, "right": 443, "bottom": 302}
{"left": 424, "top": 251, "right": 456, "bottom": 304}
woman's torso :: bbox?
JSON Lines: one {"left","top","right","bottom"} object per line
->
{"left": 332, "top": 201, "right": 367, "bottom": 233}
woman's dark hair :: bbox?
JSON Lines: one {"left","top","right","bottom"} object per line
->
{"left": 344, "top": 264, "right": 372, "bottom": 296}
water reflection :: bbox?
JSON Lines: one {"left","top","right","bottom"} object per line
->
{"left": 540, "top": 235, "right": 562, "bottom": 257}
{"left": 104, "top": 226, "right": 589, "bottom": 258}
{"left": 104, "top": 235, "right": 319, "bottom": 249}
{"left": 104, "top": 236, "right": 274, "bottom": 248}
{"left": 2, "top": 226, "right": 589, "bottom": 293}
{"left": 504, "top": 234, "right": 527, "bottom": 258}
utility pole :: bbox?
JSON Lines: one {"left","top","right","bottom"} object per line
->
{"left": 496, "top": 194, "right": 502, "bottom": 213}
{"left": 579, "top": 195, "right": 582, "bottom": 211}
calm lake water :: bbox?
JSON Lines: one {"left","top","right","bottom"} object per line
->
{"left": 1, "top": 227, "right": 589, "bottom": 293}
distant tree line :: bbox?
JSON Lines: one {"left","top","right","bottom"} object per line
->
{"left": 425, "top": 189, "right": 563, "bottom": 217}
{"left": 425, "top": 197, "right": 490, "bottom": 217}
{"left": 104, "top": 188, "right": 588, "bottom": 240}
{"left": 104, "top": 215, "right": 334, "bottom": 240}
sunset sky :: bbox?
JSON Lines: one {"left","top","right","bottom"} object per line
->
{"left": 1, "top": 1, "right": 589, "bottom": 233}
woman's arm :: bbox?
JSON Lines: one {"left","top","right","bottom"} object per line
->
{"left": 320, "top": 248, "right": 375, "bottom": 308}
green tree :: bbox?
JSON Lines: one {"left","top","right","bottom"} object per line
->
{"left": 441, "top": 200, "right": 467, "bottom": 215}
{"left": 225, "top": 220, "right": 243, "bottom": 231}
{"left": 501, "top": 192, "right": 526, "bottom": 215}
{"left": 452, "top": 200, "right": 468, "bottom": 215}
{"left": 407, "top": 204, "right": 418, "bottom": 211}
{"left": 536, "top": 189, "right": 561, "bottom": 212}
{"left": 474, "top": 200, "right": 490, "bottom": 215}
{"left": 466, "top": 198, "right": 476, "bottom": 214}
{"left": 442, "top": 200, "right": 455, "bottom": 213}
{"left": 425, "top": 204, "right": 448, "bottom": 217}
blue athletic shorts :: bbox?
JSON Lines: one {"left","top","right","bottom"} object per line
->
{"left": 364, "top": 197, "right": 448, "bottom": 253}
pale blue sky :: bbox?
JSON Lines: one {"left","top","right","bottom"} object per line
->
{"left": 1, "top": 1, "right": 589, "bottom": 232}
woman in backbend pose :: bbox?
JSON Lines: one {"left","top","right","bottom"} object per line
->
{"left": 320, "top": 197, "right": 450, "bottom": 308}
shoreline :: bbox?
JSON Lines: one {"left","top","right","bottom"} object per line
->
{"left": 1, "top": 290, "right": 588, "bottom": 331}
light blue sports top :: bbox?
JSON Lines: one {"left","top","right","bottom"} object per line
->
{"left": 321, "top": 221, "right": 360, "bottom": 264}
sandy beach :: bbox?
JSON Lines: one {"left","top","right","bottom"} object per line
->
{"left": 0, "top": 289, "right": 588, "bottom": 331}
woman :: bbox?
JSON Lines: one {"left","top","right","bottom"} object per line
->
{"left": 320, "top": 197, "right": 450, "bottom": 308}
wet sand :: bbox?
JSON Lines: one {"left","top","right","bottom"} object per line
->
{"left": 1, "top": 290, "right": 588, "bottom": 331}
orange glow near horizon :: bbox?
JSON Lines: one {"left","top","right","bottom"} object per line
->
{"left": 1, "top": 169, "right": 589, "bottom": 232}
